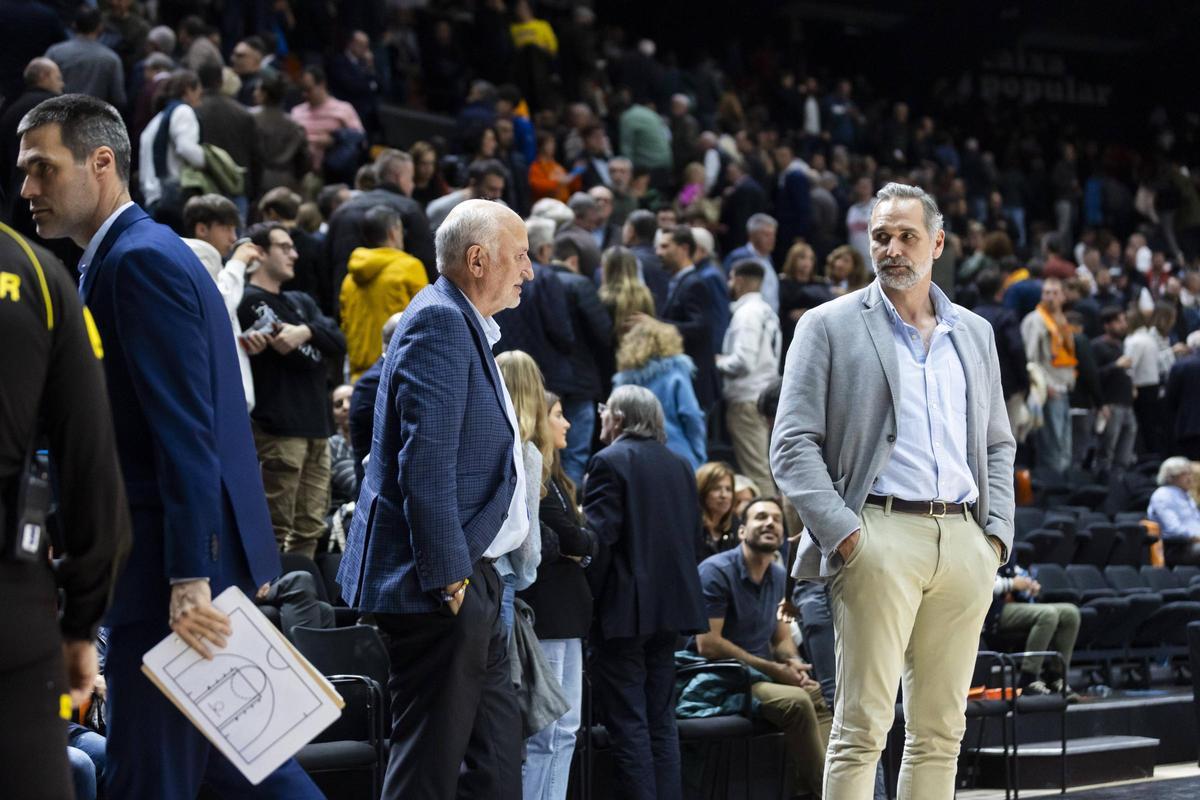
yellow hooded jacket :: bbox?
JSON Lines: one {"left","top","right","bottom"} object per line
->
{"left": 340, "top": 246, "right": 428, "bottom": 379}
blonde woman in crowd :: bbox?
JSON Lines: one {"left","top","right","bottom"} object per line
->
{"left": 494, "top": 350, "right": 549, "bottom": 634}
{"left": 598, "top": 245, "right": 655, "bottom": 345}
{"left": 612, "top": 318, "right": 706, "bottom": 469}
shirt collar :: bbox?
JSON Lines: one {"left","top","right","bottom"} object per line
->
{"left": 877, "top": 279, "right": 959, "bottom": 332}
{"left": 454, "top": 283, "right": 502, "bottom": 348}
{"left": 78, "top": 201, "right": 135, "bottom": 277}
{"left": 731, "top": 291, "right": 762, "bottom": 311}
{"left": 673, "top": 264, "right": 696, "bottom": 282}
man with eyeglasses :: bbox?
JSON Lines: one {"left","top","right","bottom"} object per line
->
{"left": 237, "top": 222, "right": 346, "bottom": 559}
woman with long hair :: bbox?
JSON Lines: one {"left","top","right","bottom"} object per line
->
{"left": 494, "top": 351, "right": 548, "bottom": 634}
{"left": 409, "top": 139, "right": 449, "bottom": 206}
{"left": 519, "top": 391, "right": 596, "bottom": 799}
{"left": 696, "top": 461, "right": 739, "bottom": 561}
{"left": 598, "top": 246, "right": 655, "bottom": 346}
{"left": 778, "top": 241, "right": 834, "bottom": 351}
{"left": 612, "top": 317, "right": 706, "bottom": 469}
{"left": 825, "top": 243, "right": 870, "bottom": 296}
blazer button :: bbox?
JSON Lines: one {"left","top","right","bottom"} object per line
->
{"left": 887, "top": 434, "right": 896, "bottom": 443}
{"left": 501, "top": 512, "right": 508, "bottom": 521}
{"left": 510, "top": 475, "right": 517, "bottom": 485}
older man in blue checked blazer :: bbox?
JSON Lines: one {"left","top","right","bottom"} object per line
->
{"left": 339, "top": 198, "right": 536, "bottom": 800}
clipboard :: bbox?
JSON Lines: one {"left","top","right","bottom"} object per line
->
{"left": 141, "top": 586, "right": 344, "bottom": 785}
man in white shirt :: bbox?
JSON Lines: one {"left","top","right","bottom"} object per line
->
{"left": 718, "top": 260, "right": 781, "bottom": 496}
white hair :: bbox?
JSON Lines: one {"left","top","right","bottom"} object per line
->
{"left": 526, "top": 217, "right": 556, "bottom": 259}
{"left": 607, "top": 385, "right": 665, "bottom": 442}
{"left": 435, "top": 201, "right": 502, "bottom": 275}
{"left": 746, "top": 213, "right": 777, "bottom": 235}
{"left": 1157, "top": 456, "right": 1196, "bottom": 487}
{"left": 691, "top": 227, "right": 714, "bottom": 258}
{"left": 530, "top": 198, "right": 574, "bottom": 231}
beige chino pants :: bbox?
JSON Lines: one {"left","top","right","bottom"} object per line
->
{"left": 825, "top": 503, "right": 1000, "bottom": 799}
{"left": 725, "top": 400, "right": 778, "bottom": 497}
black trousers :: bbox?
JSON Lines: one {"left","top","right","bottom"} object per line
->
{"left": 591, "top": 630, "right": 683, "bottom": 800}
{"left": 0, "top": 562, "right": 71, "bottom": 800}
{"left": 375, "top": 560, "right": 521, "bottom": 800}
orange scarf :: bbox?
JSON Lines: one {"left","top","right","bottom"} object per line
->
{"left": 1002, "top": 267, "right": 1030, "bottom": 292}
{"left": 1036, "top": 304, "right": 1078, "bottom": 368}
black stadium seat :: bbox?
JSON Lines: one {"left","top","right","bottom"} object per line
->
{"left": 1075, "top": 524, "right": 1117, "bottom": 568}
{"left": 1140, "top": 566, "right": 1198, "bottom": 603}
{"left": 1015, "top": 507, "right": 1046, "bottom": 538}
{"left": 1108, "top": 524, "right": 1150, "bottom": 567}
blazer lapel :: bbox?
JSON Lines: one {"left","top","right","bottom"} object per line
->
{"left": 860, "top": 284, "right": 901, "bottom": 417}
{"left": 80, "top": 204, "right": 149, "bottom": 304}
{"left": 437, "top": 278, "right": 508, "bottom": 411}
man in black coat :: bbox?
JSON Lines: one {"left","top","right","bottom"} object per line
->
{"left": 492, "top": 258, "right": 575, "bottom": 402}
{"left": 325, "top": 152, "right": 435, "bottom": 314}
{"left": 653, "top": 225, "right": 719, "bottom": 412}
{"left": 585, "top": 385, "right": 707, "bottom": 800}
{"left": 327, "top": 31, "right": 379, "bottom": 136}
{"left": 718, "top": 160, "right": 767, "bottom": 254}
{"left": 1166, "top": 333, "right": 1200, "bottom": 460}
{"left": 546, "top": 233, "right": 613, "bottom": 485}
{"left": 349, "top": 311, "right": 403, "bottom": 484}
{"left": 614, "top": 208, "right": 669, "bottom": 313}
{"left": 972, "top": 268, "right": 1030, "bottom": 402}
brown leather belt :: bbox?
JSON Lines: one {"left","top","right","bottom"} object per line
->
{"left": 866, "top": 494, "right": 967, "bottom": 517}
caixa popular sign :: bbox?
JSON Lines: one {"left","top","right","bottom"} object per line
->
{"left": 953, "top": 48, "right": 1114, "bottom": 108}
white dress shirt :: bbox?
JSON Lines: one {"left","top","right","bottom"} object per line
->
{"left": 77, "top": 200, "right": 135, "bottom": 290}
{"left": 458, "top": 288, "right": 530, "bottom": 559}
{"left": 871, "top": 283, "right": 978, "bottom": 504}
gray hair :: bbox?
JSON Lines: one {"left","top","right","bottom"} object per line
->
{"left": 746, "top": 213, "right": 777, "bottom": 235}
{"left": 530, "top": 197, "right": 574, "bottom": 231}
{"left": 435, "top": 201, "right": 502, "bottom": 275}
{"left": 23, "top": 57, "right": 57, "bottom": 89}
{"left": 381, "top": 311, "right": 403, "bottom": 348}
{"left": 567, "top": 191, "right": 598, "bottom": 215}
{"left": 526, "top": 217, "right": 556, "bottom": 258}
{"left": 147, "top": 25, "right": 177, "bottom": 54}
{"left": 608, "top": 156, "right": 632, "bottom": 171}
{"left": 871, "top": 182, "right": 944, "bottom": 237}
{"left": 18, "top": 94, "right": 131, "bottom": 183}
{"left": 691, "top": 226, "right": 714, "bottom": 257}
{"left": 1157, "top": 456, "right": 1195, "bottom": 487}
{"left": 607, "top": 385, "right": 666, "bottom": 443}
{"left": 144, "top": 52, "right": 175, "bottom": 73}
{"left": 373, "top": 148, "right": 412, "bottom": 184}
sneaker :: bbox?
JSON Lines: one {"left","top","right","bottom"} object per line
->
{"left": 1050, "top": 679, "right": 1082, "bottom": 704}
{"left": 1024, "top": 680, "right": 1052, "bottom": 695}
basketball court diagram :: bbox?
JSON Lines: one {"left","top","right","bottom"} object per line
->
{"left": 161, "top": 607, "right": 326, "bottom": 765}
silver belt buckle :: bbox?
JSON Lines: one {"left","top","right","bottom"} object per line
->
{"left": 929, "top": 500, "right": 947, "bottom": 518}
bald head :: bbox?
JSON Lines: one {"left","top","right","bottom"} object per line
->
{"left": 436, "top": 200, "right": 533, "bottom": 316}
{"left": 24, "top": 58, "right": 63, "bottom": 94}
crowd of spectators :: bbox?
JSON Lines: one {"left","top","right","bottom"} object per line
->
{"left": 4, "top": 0, "right": 1200, "bottom": 797}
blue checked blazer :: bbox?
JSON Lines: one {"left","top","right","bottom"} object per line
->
{"left": 337, "top": 276, "right": 517, "bottom": 613}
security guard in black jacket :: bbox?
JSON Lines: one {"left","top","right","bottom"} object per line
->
{"left": 0, "top": 221, "right": 130, "bottom": 799}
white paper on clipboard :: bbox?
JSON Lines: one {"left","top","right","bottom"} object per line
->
{"left": 141, "top": 586, "right": 344, "bottom": 785}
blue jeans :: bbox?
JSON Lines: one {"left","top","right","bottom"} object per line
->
{"left": 522, "top": 639, "right": 583, "bottom": 800}
{"left": 500, "top": 573, "right": 517, "bottom": 638}
{"left": 1037, "top": 394, "right": 1072, "bottom": 475}
{"left": 561, "top": 398, "right": 595, "bottom": 487}
{"left": 68, "top": 728, "right": 106, "bottom": 800}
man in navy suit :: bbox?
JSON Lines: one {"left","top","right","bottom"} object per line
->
{"left": 338, "top": 199, "right": 535, "bottom": 799}
{"left": 651, "top": 225, "right": 719, "bottom": 412}
{"left": 16, "top": 94, "right": 320, "bottom": 798}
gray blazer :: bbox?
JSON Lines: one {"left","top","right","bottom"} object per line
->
{"left": 771, "top": 281, "right": 1016, "bottom": 581}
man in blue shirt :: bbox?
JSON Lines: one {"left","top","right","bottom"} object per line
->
{"left": 695, "top": 497, "right": 831, "bottom": 798}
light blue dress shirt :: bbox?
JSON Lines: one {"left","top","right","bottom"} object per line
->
{"left": 1148, "top": 486, "right": 1200, "bottom": 541}
{"left": 76, "top": 200, "right": 134, "bottom": 296}
{"left": 871, "top": 283, "right": 978, "bottom": 504}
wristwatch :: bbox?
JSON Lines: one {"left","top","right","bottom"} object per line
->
{"left": 439, "top": 578, "right": 470, "bottom": 604}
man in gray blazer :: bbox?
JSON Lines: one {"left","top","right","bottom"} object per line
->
{"left": 771, "top": 182, "right": 1015, "bottom": 799}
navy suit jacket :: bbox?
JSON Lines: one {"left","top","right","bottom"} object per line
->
{"left": 1166, "top": 355, "right": 1200, "bottom": 445}
{"left": 81, "top": 205, "right": 279, "bottom": 626}
{"left": 663, "top": 268, "right": 719, "bottom": 410}
{"left": 493, "top": 262, "right": 575, "bottom": 396}
{"left": 338, "top": 277, "right": 517, "bottom": 614}
{"left": 584, "top": 435, "right": 708, "bottom": 640}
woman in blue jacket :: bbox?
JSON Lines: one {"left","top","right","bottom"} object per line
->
{"left": 612, "top": 318, "right": 707, "bottom": 469}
